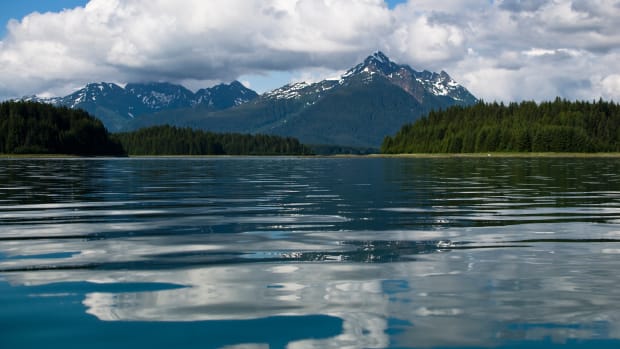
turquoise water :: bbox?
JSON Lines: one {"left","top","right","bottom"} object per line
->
{"left": 2, "top": 157, "right": 620, "bottom": 348}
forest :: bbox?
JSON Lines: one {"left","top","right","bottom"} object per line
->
{"left": 113, "top": 125, "right": 313, "bottom": 155}
{"left": 0, "top": 101, "right": 311, "bottom": 156}
{"left": 0, "top": 101, "right": 125, "bottom": 155}
{"left": 382, "top": 98, "right": 620, "bottom": 154}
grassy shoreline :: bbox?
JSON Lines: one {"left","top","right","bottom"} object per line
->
{"left": 4, "top": 152, "right": 620, "bottom": 159}
{"left": 0, "top": 154, "right": 84, "bottom": 159}
{"left": 371, "top": 152, "right": 620, "bottom": 158}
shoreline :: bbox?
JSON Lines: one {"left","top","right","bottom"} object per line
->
{"left": 3, "top": 152, "right": 620, "bottom": 159}
{"left": 370, "top": 152, "right": 620, "bottom": 158}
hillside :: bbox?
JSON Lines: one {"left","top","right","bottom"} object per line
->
{"left": 19, "top": 52, "right": 477, "bottom": 148}
{"left": 0, "top": 101, "right": 124, "bottom": 156}
{"left": 0, "top": 101, "right": 313, "bottom": 156}
{"left": 382, "top": 99, "right": 620, "bottom": 154}
{"left": 24, "top": 81, "right": 258, "bottom": 132}
{"left": 114, "top": 125, "right": 312, "bottom": 156}
{"left": 134, "top": 52, "right": 477, "bottom": 148}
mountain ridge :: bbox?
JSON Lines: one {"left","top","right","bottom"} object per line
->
{"left": 21, "top": 52, "right": 477, "bottom": 147}
{"left": 23, "top": 81, "right": 259, "bottom": 131}
{"left": 136, "top": 51, "right": 477, "bottom": 147}
{"left": 259, "top": 51, "right": 475, "bottom": 106}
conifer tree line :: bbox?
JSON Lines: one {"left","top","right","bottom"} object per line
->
{"left": 382, "top": 98, "right": 620, "bottom": 154}
{"left": 0, "top": 101, "right": 124, "bottom": 155}
{"left": 0, "top": 101, "right": 312, "bottom": 156}
{"left": 113, "top": 125, "right": 313, "bottom": 155}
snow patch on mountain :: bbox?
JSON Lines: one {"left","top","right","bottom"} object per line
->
{"left": 265, "top": 82, "right": 311, "bottom": 100}
{"left": 337, "top": 51, "right": 475, "bottom": 102}
{"left": 260, "top": 51, "right": 475, "bottom": 108}
{"left": 23, "top": 81, "right": 258, "bottom": 119}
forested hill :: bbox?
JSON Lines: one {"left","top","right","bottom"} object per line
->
{"left": 0, "top": 101, "right": 124, "bottom": 155}
{"left": 0, "top": 101, "right": 311, "bottom": 156}
{"left": 382, "top": 99, "right": 620, "bottom": 154}
{"left": 113, "top": 125, "right": 313, "bottom": 156}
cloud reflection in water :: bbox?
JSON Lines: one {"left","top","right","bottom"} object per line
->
{"left": 2, "top": 157, "right": 620, "bottom": 348}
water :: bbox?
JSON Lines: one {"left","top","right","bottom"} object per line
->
{"left": 2, "top": 157, "right": 620, "bottom": 349}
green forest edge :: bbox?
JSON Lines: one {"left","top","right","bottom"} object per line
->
{"left": 0, "top": 101, "right": 312, "bottom": 156}
{"left": 4, "top": 99, "right": 620, "bottom": 157}
{"left": 382, "top": 98, "right": 620, "bottom": 154}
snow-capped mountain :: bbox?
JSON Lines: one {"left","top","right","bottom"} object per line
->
{"left": 195, "top": 81, "right": 259, "bottom": 109}
{"left": 125, "top": 82, "right": 196, "bottom": 112}
{"left": 24, "top": 82, "right": 130, "bottom": 110}
{"left": 22, "top": 52, "right": 476, "bottom": 147}
{"left": 344, "top": 51, "right": 476, "bottom": 103}
{"left": 185, "top": 51, "right": 476, "bottom": 147}
{"left": 261, "top": 51, "right": 476, "bottom": 106}
{"left": 25, "top": 81, "right": 258, "bottom": 131}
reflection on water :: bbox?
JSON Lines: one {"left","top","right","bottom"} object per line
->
{"left": 2, "top": 157, "right": 620, "bottom": 348}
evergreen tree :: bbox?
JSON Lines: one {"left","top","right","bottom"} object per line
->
{"left": 113, "top": 125, "right": 313, "bottom": 156}
{"left": 0, "top": 101, "right": 125, "bottom": 156}
{"left": 382, "top": 99, "right": 620, "bottom": 154}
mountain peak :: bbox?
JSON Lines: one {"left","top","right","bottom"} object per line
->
{"left": 195, "top": 80, "right": 259, "bottom": 108}
{"left": 367, "top": 51, "right": 390, "bottom": 64}
{"left": 84, "top": 82, "right": 121, "bottom": 91}
{"left": 229, "top": 80, "right": 245, "bottom": 88}
{"left": 337, "top": 52, "right": 477, "bottom": 104}
{"left": 343, "top": 51, "right": 401, "bottom": 78}
{"left": 24, "top": 80, "right": 259, "bottom": 130}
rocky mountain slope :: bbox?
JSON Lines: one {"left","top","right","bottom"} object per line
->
{"left": 138, "top": 52, "right": 477, "bottom": 147}
{"left": 23, "top": 52, "right": 477, "bottom": 147}
{"left": 24, "top": 81, "right": 258, "bottom": 131}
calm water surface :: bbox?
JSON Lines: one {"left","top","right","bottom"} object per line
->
{"left": 2, "top": 157, "right": 620, "bottom": 348}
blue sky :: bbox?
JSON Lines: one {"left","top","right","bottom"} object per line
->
{"left": 1, "top": 0, "right": 619, "bottom": 102}
{"left": 0, "top": 0, "right": 89, "bottom": 37}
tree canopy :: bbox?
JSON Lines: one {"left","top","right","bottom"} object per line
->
{"left": 382, "top": 98, "right": 620, "bottom": 154}
{"left": 113, "top": 125, "right": 313, "bottom": 156}
{"left": 0, "top": 101, "right": 124, "bottom": 155}
{"left": 0, "top": 101, "right": 312, "bottom": 156}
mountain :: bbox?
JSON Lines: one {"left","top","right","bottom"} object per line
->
{"left": 195, "top": 81, "right": 259, "bottom": 109}
{"left": 125, "top": 82, "right": 195, "bottom": 112}
{"left": 22, "top": 52, "right": 476, "bottom": 148}
{"left": 138, "top": 51, "right": 477, "bottom": 147}
{"left": 24, "top": 81, "right": 258, "bottom": 131}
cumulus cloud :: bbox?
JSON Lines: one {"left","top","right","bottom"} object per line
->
{"left": 599, "top": 75, "right": 620, "bottom": 100}
{"left": 400, "top": 0, "right": 620, "bottom": 102}
{"left": 389, "top": 14, "right": 467, "bottom": 70}
{"left": 1, "top": 0, "right": 620, "bottom": 102}
{"left": 0, "top": 0, "right": 392, "bottom": 98}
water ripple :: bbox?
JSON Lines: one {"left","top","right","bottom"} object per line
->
{"left": 2, "top": 158, "right": 620, "bottom": 348}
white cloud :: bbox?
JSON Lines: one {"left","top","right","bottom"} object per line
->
{"left": 599, "top": 75, "right": 620, "bottom": 101}
{"left": 402, "top": 0, "right": 620, "bottom": 102}
{"left": 1, "top": 0, "right": 620, "bottom": 102}
{"left": 0, "top": 0, "right": 392, "bottom": 98}
{"left": 522, "top": 48, "right": 557, "bottom": 57}
{"left": 388, "top": 15, "right": 466, "bottom": 70}
{"left": 290, "top": 67, "right": 346, "bottom": 85}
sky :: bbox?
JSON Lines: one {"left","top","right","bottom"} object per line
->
{"left": 1, "top": 0, "right": 620, "bottom": 102}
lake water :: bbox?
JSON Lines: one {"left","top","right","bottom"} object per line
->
{"left": 2, "top": 157, "right": 620, "bottom": 349}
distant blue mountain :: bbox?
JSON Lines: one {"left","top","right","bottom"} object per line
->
{"left": 24, "top": 52, "right": 477, "bottom": 147}
{"left": 136, "top": 52, "right": 478, "bottom": 147}
{"left": 23, "top": 81, "right": 258, "bottom": 131}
